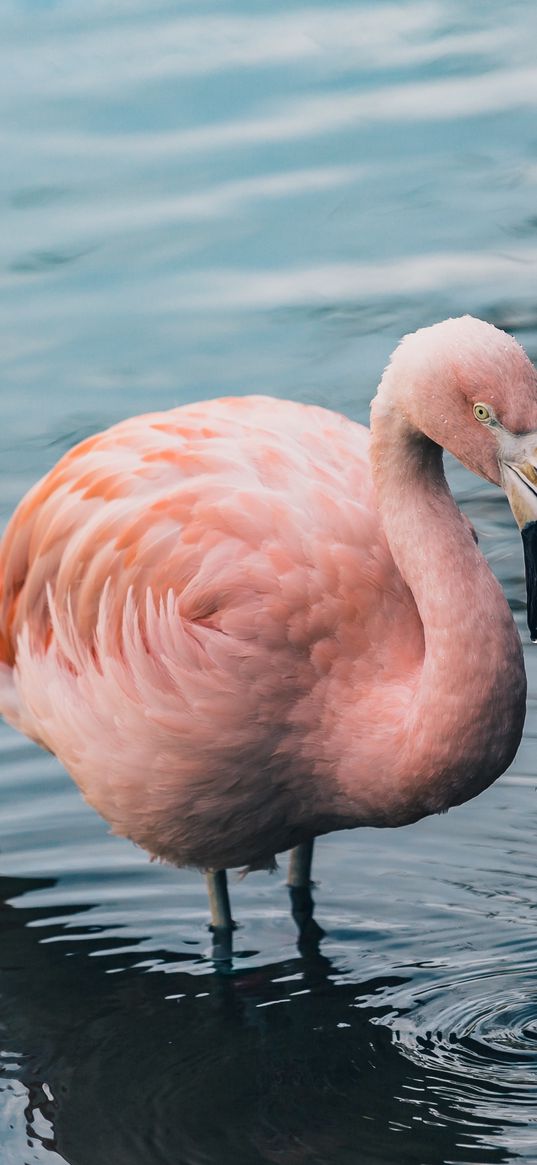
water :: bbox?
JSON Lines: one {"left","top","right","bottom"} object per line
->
{"left": 2, "top": 1, "right": 537, "bottom": 1161}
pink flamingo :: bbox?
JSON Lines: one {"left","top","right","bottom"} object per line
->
{"left": 1, "top": 316, "right": 537, "bottom": 941}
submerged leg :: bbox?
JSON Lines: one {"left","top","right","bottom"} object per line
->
{"left": 206, "top": 869, "right": 236, "bottom": 961}
{"left": 287, "top": 840, "right": 324, "bottom": 943}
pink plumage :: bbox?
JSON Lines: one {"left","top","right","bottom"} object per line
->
{"left": 1, "top": 316, "right": 537, "bottom": 874}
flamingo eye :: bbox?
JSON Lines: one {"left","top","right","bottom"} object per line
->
{"left": 473, "top": 403, "right": 491, "bottom": 423}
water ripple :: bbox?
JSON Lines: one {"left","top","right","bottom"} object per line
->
{"left": 387, "top": 953, "right": 537, "bottom": 1154}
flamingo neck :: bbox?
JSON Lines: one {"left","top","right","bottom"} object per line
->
{"left": 368, "top": 404, "right": 526, "bottom": 814}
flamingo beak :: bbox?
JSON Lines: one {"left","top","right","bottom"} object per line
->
{"left": 522, "top": 522, "right": 537, "bottom": 642}
{"left": 501, "top": 452, "right": 537, "bottom": 641}
{"left": 501, "top": 458, "right": 537, "bottom": 529}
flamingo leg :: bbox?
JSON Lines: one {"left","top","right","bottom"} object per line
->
{"left": 287, "top": 839, "right": 315, "bottom": 889}
{"left": 287, "top": 840, "right": 324, "bottom": 942}
{"left": 206, "top": 869, "right": 236, "bottom": 960}
{"left": 206, "top": 868, "right": 235, "bottom": 929}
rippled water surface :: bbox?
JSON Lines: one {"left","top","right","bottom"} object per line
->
{"left": 2, "top": 2, "right": 537, "bottom": 1162}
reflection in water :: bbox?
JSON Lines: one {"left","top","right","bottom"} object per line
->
{"left": 0, "top": 876, "right": 513, "bottom": 1165}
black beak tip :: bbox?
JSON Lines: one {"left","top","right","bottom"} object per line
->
{"left": 521, "top": 521, "right": 537, "bottom": 641}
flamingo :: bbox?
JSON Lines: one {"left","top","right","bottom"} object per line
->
{"left": 1, "top": 315, "right": 537, "bottom": 944}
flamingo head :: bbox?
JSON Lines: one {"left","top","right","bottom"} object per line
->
{"left": 379, "top": 315, "right": 537, "bottom": 636}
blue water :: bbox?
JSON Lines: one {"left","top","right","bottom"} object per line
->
{"left": 2, "top": 2, "right": 537, "bottom": 1162}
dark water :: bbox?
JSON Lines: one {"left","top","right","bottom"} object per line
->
{"left": 2, "top": 2, "right": 537, "bottom": 1162}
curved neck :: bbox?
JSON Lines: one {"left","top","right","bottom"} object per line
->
{"left": 369, "top": 403, "right": 525, "bottom": 808}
